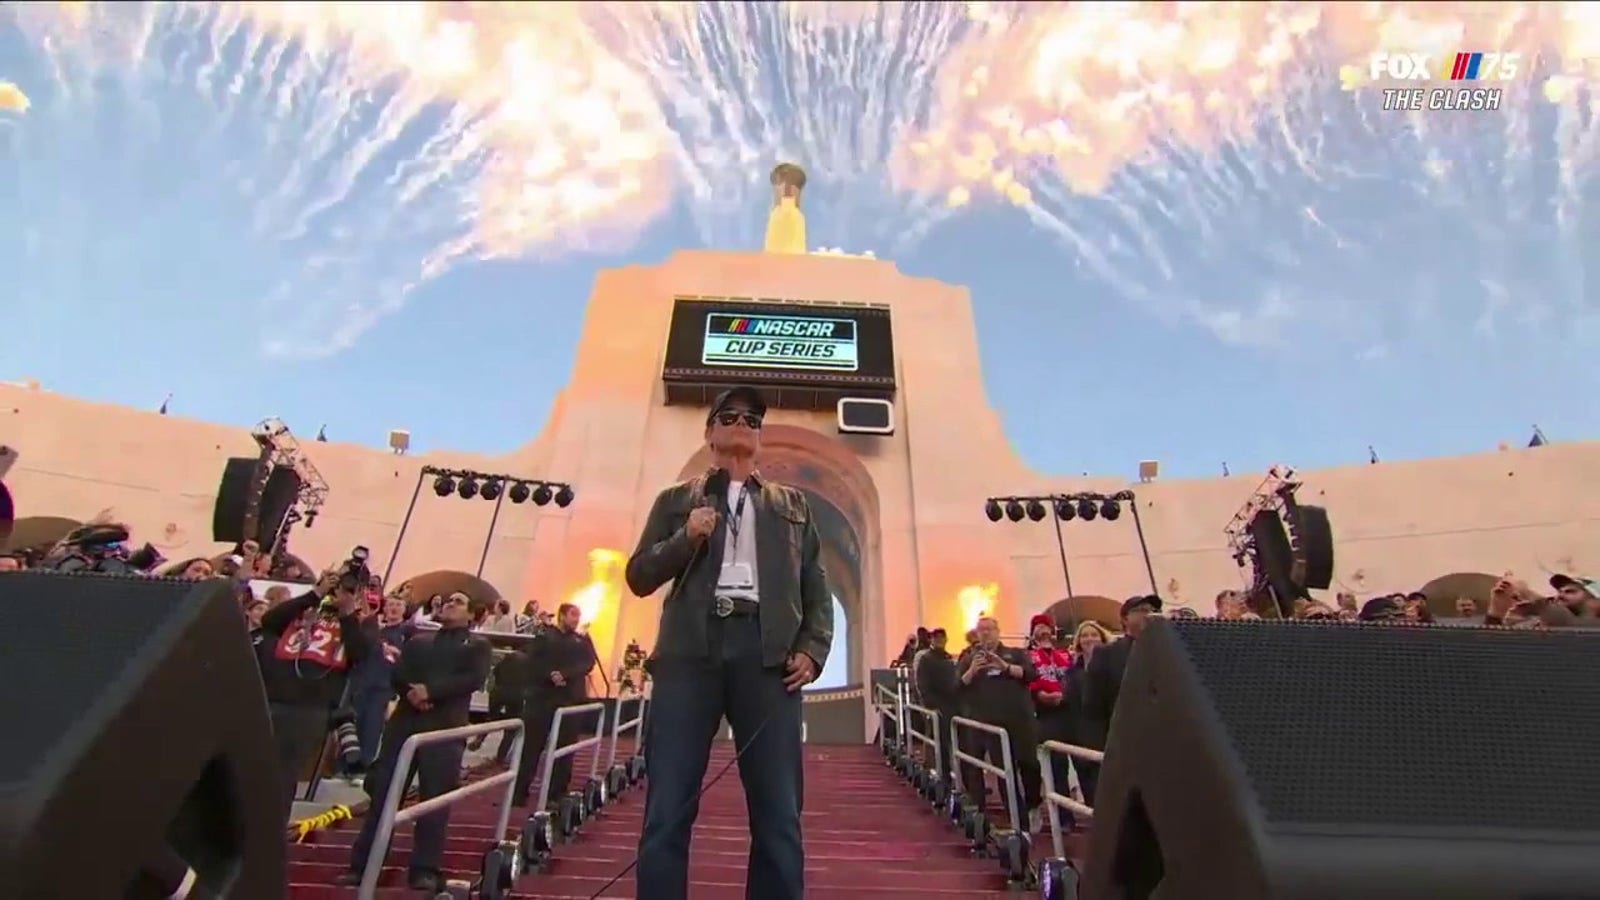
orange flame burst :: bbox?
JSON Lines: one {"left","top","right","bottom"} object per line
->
{"left": 568, "top": 548, "right": 626, "bottom": 627}
{"left": 956, "top": 582, "right": 1000, "bottom": 631}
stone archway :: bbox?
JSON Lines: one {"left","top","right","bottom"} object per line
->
{"left": 1041, "top": 595, "right": 1122, "bottom": 633}
{"left": 674, "top": 424, "right": 882, "bottom": 691}
{"left": 0, "top": 481, "right": 13, "bottom": 548}
{"left": 1415, "top": 571, "right": 1499, "bottom": 619}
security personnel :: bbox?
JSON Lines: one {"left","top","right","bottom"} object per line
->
{"left": 337, "top": 591, "right": 492, "bottom": 893}
{"left": 512, "top": 602, "right": 597, "bottom": 807}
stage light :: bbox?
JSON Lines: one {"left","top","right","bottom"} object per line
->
{"left": 1025, "top": 499, "right": 1047, "bottom": 522}
{"left": 532, "top": 483, "right": 554, "bottom": 506}
{"left": 554, "top": 484, "right": 574, "bottom": 508}
{"left": 509, "top": 481, "right": 531, "bottom": 504}
{"left": 1076, "top": 498, "right": 1098, "bottom": 521}
{"left": 1004, "top": 499, "right": 1025, "bottom": 522}
{"left": 1054, "top": 497, "right": 1076, "bottom": 521}
{"left": 481, "top": 479, "right": 502, "bottom": 501}
{"left": 433, "top": 475, "right": 456, "bottom": 497}
{"left": 458, "top": 478, "right": 479, "bottom": 500}
{"left": 1101, "top": 498, "right": 1121, "bottom": 521}
{"left": 984, "top": 499, "right": 1003, "bottom": 522}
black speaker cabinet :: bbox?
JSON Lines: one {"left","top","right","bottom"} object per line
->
{"left": 211, "top": 457, "right": 260, "bottom": 545}
{"left": 0, "top": 571, "right": 285, "bottom": 899}
{"left": 1082, "top": 618, "right": 1600, "bottom": 900}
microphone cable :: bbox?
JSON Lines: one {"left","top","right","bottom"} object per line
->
{"left": 583, "top": 485, "right": 788, "bottom": 900}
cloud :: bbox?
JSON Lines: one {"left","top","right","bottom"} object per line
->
{"left": 0, "top": 81, "right": 30, "bottom": 114}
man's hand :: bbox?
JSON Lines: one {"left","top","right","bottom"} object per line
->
{"left": 782, "top": 653, "right": 818, "bottom": 692}
{"left": 1036, "top": 691, "right": 1064, "bottom": 706}
{"left": 686, "top": 507, "right": 719, "bottom": 543}
{"left": 550, "top": 671, "right": 566, "bottom": 686}
{"left": 406, "top": 684, "right": 431, "bottom": 710}
{"left": 1005, "top": 663, "right": 1023, "bottom": 679}
{"left": 316, "top": 569, "right": 340, "bottom": 594}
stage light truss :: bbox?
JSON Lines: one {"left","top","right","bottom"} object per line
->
{"left": 981, "top": 489, "right": 1158, "bottom": 600}
{"left": 420, "top": 465, "right": 574, "bottom": 508}
{"left": 251, "top": 417, "right": 331, "bottom": 515}
{"left": 1223, "top": 464, "right": 1301, "bottom": 575}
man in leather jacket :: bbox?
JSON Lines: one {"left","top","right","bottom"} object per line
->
{"left": 624, "top": 386, "right": 832, "bottom": 900}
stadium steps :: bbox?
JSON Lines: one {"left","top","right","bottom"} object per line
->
{"left": 288, "top": 743, "right": 1012, "bottom": 898}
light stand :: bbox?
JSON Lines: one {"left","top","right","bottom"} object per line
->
{"left": 383, "top": 465, "right": 574, "bottom": 585}
{"left": 1224, "top": 465, "right": 1301, "bottom": 617}
{"left": 984, "top": 490, "right": 1158, "bottom": 626}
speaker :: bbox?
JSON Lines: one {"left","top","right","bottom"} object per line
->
{"left": 1081, "top": 619, "right": 1600, "bottom": 900}
{"left": 1288, "top": 503, "right": 1335, "bottom": 590}
{"left": 1247, "top": 510, "right": 1297, "bottom": 615}
{"left": 210, "top": 457, "right": 260, "bottom": 545}
{"left": 255, "top": 466, "right": 302, "bottom": 550}
{"left": 837, "top": 398, "right": 894, "bottom": 435}
{"left": 0, "top": 571, "right": 285, "bottom": 899}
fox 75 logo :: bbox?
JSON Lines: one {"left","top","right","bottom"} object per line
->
{"left": 1368, "top": 52, "right": 1521, "bottom": 82}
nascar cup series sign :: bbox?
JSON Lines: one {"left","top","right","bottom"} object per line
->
{"left": 701, "top": 312, "right": 859, "bottom": 372}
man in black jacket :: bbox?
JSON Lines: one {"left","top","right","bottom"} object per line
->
{"left": 257, "top": 567, "right": 374, "bottom": 821}
{"left": 511, "top": 602, "right": 597, "bottom": 807}
{"left": 1084, "top": 595, "right": 1160, "bottom": 750}
{"left": 955, "top": 615, "right": 1041, "bottom": 829}
{"left": 338, "top": 591, "right": 492, "bottom": 893}
{"left": 625, "top": 386, "right": 832, "bottom": 900}
{"left": 913, "top": 628, "right": 959, "bottom": 783}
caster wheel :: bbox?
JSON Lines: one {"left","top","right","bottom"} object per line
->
{"left": 946, "top": 790, "right": 965, "bottom": 823}
{"left": 628, "top": 754, "right": 647, "bottom": 783}
{"left": 606, "top": 764, "right": 629, "bottom": 799}
{"left": 931, "top": 778, "right": 949, "bottom": 809}
{"left": 584, "top": 776, "right": 606, "bottom": 813}
{"left": 435, "top": 879, "right": 470, "bottom": 899}
{"left": 1039, "top": 857, "right": 1079, "bottom": 900}
{"left": 478, "top": 844, "right": 517, "bottom": 899}
{"left": 519, "top": 811, "right": 554, "bottom": 868}
{"left": 996, "top": 828, "right": 1031, "bottom": 881}
{"left": 556, "top": 794, "right": 583, "bottom": 840}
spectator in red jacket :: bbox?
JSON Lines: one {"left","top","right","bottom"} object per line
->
{"left": 1026, "top": 613, "right": 1074, "bottom": 831}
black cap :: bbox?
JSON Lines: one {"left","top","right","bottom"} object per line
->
{"left": 1358, "top": 596, "right": 1404, "bottom": 622}
{"left": 1121, "top": 594, "right": 1162, "bottom": 617}
{"left": 707, "top": 386, "right": 768, "bottom": 423}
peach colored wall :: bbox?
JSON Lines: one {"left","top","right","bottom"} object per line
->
{"left": 4, "top": 250, "right": 1599, "bottom": 686}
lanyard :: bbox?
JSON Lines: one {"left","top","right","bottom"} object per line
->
{"left": 725, "top": 485, "right": 748, "bottom": 557}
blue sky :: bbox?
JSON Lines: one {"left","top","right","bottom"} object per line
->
{"left": 3, "top": 4, "right": 1596, "bottom": 488}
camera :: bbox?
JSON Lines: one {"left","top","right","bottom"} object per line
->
{"left": 45, "top": 524, "right": 138, "bottom": 575}
{"left": 337, "top": 545, "right": 371, "bottom": 593}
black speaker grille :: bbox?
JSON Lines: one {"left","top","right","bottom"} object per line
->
{"left": 0, "top": 573, "right": 219, "bottom": 780}
{"left": 1171, "top": 619, "right": 1600, "bottom": 832}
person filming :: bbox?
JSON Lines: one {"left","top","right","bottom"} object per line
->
{"left": 257, "top": 557, "right": 375, "bottom": 821}
{"left": 624, "top": 385, "right": 833, "bottom": 900}
{"left": 337, "top": 591, "right": 492, "bottom": 892}
{"left": 511, "top": 602, "right": 597, "bottom": 806}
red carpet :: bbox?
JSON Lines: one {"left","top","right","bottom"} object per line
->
{"left": 288, "top": 742, "right": 1013, "bottom": 898}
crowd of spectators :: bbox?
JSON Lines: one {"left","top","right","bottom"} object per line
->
{"left": 897, "top": 572, "right": 1600, "bottom": 836}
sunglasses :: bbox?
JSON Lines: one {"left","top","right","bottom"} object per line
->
{"left": 713, "top": 410, "right": 763, "bottom": 429}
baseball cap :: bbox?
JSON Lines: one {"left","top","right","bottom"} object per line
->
{"left": 1029, "top": 613, "right": 1055, "bottom": 632}
{"left": 707, "top": 386, "right": 768, "bottom": 423}
{"left": 1359, "top": 596, "right": 1404, "bottom": 622}
{"left": 1549, "top": 574, "right": 1597, "bottom": 594}
{"left": 1121, "top": 595, "right": 1162, "bottom": 617}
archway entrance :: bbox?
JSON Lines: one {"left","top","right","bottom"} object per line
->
{"left": 671, "top": 424, "right": 880, "bottom": 743}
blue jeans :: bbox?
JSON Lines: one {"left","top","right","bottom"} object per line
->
{"left": 352, "top": 687, "right": 391, "bottom": 770}
{"left": 636, "top": 614, "right": 805, "bottom": 900}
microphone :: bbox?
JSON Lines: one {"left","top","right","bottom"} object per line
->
{"left": 702, "top": 468, "right": 730, "bottom": 508}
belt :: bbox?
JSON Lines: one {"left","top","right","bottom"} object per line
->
{"left": 713, "top": 596, "right": 760, "bottom": 619}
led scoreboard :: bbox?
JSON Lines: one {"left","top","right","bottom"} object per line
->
{"left": 662, "top": 298, "right": 896, "bottom": 397}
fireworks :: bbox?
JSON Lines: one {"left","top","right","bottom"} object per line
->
{"left": 5, "top": 1, "right": 1597, "bottom": 354}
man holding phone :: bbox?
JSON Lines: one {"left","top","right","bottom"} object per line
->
{"left": 955, "top": 616, "right": 1041, "bottom": 830}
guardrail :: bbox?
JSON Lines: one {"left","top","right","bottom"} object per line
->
{"left": 902, "top": 702, "right": 943, "bottom": 778}
{"left": 950, "top": 716, "right": 1023, "bottom": 835}
{"left": 871, "top": 683, "right": 906, "bottom": 755}
{"left": 608, "top": 696, "right": 649, "bottom": 774}
{"left": 357, "top": 718, "right": 525, "bottom": 899}
{"left": 1038, "top": 740, "right": 1103, "bottom": 860}
{"left": 533, "top": 702, "right": 608, "bottom": 813}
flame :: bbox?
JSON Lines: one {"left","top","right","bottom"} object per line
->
{"left": 0, "top": 81, "right": 29, "bottom": 113}
{"left": 956, "top": 582, "right": 1000, "bottom": 630}
{"left": 568, "top": 548, "right": 626, "bottom": 626}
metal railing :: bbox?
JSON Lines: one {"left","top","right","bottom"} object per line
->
{"left": 1038, "top": 740, "right": 1104, "bottom": 860}
{"left": 950, "top": 716, "right": 1022, "bottom": 835}
{"left": 872, "top": 683, "right": 906, "bottom": 754}
{"left": 607, "top": 695, "right": 649, "bottom": 774}
{"left": 357, "top": 718, "right": 525, "bottom": 899}
{"left": 902, "top": 702, "right": 943, "bottom": 778}
{"left": 533, "top": 702, "right": 608, "bottom": 813}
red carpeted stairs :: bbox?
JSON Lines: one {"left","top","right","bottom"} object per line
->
{"left": 289, "top": 743, "right": 1012, "bottom": 898}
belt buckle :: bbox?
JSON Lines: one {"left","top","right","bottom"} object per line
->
{"left": 714, "top": 596, "right": 735, "bottom": 618}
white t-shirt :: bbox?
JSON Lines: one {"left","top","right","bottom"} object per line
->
{"left": 716, "top": 480, "right": 761, "bottom": 602}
